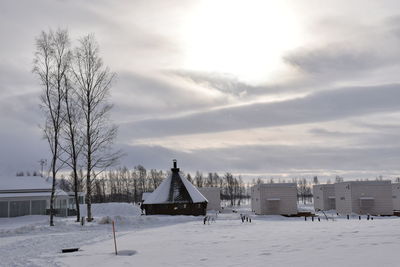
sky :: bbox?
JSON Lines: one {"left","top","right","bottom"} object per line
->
{"left": 0, "top": 0, "right": 400, "bottom": 181}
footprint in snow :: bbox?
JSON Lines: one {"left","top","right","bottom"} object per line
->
{"left": 259, "top": 252, "right": 272, "bottom": 256}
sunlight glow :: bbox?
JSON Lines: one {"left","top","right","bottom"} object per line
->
{"left": 181, "top": 0, "right": 303, "bottom": 85}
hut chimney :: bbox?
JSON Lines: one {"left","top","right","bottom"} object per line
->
{"left": 171, "top": 159, "right": 179, "bottom": 172}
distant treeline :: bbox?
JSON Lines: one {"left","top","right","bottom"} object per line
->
{"left": 54, "top": 166, "right": 252, "bottom": 205}
{"left": 16, "top": 168, "right": 400, "bottom": 206}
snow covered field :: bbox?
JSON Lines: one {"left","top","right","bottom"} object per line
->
{"left": 1, "top": 203, "right": 400, "bottom": 267}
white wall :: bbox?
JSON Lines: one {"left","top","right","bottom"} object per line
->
{"left": 313, "top": 185, "right": 324, "bottom": 211}
{"left": 392, "top": 183, "right": 400, "bottom": 210}
{"left": 336, "top": 181, "right": 393, "bottom": 215}
{"left": 313, "top": 184, "right": 335, "bottom": 211}
{"left": 253, "top": 183, "right": 297, "bottom": 215}
{"left": 198, "top": 187, "right": 221, "bottom": 211}
{"left": 251, "top": 184, "right": 261, "bottom": 214}
{"left": 335, "top": 183, "right": 352, "bottom": 215}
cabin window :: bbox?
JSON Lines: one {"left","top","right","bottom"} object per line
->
{"left": 10, "top": 201, "right": 30, "bottom": 217}
{"left": 316, "top": 196, "right": 320, "bottom": 199}
{"left": 0, "top": 202, "right": 8, "bottom": 217}
{"left": 393, "top": 196, "right": 397, "bottom": 199}
{"left": 58, "top": 199, "right": 66, "bottom": 208}
{"left": 183, "top": 204, "right": 187, "bottom": 208}
{"left": 174, "top": 206, "right": 178, "bottom": 210}
{"left": 31, "top": 200, "right": 46, "bottom": 215}
{"left": 340, "top": 197, "right": 345, "bottom": 200}
{"left": 197, "top": 204, "right": 202, "bottom": 208}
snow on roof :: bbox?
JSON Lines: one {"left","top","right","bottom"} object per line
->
{"left": 359, "top": 197, "right": 375, "bottom": 200}
{"left": 267, "top": 198, "right": 281, "bottom": 201}
{"left": 0, "top": 176, "right": 52, "bottom": 191}
{"left": 180, "top": 174, "right": 208, "bottom": 203}
{"left": 143, "top": 175, "right": 172, "bottom": 204}
{"left": 143, "top": 172, "right": 207, "bottom": 204}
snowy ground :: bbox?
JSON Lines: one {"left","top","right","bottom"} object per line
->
{"left": 1, "top": 203, "right": 400, "bottom": 266}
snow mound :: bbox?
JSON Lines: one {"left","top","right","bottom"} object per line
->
{"left": 80, "top": 202, "right": 141, "bottom": 217}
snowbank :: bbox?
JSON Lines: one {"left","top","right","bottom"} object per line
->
{"left": 79, "top": 202, "right": 142, "bottom": 217}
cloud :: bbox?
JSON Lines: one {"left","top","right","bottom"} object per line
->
{"left": 283, "top": 14, "right": 400, "bottom": 86}
{"left": 120, "top": 83, "right": 400, "bottom": 140}
{"left": 1, "top": 0, "right": 400, "bottom": 178}
{"left": 117, "top": 143, "right": 400, "bottom": 179}
{"left": 111, "top": 71, "right": 232, "bottom": 123}
{"left": 285, "top": 46, "right": 382, "bottom": 75}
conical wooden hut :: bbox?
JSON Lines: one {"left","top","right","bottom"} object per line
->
{"left": 142, "top": 160, "right": 208, "bottom": 216}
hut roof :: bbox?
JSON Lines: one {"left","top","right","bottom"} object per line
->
{"left": 143, "top": 161, "right": 207, "bottom": 204}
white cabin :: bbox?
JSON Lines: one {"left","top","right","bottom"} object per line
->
{"left": 0, "top": 176, "right": 70, "bottom": 217}
{"left": 335, "top": 181, "right": 393, "bottom": 216}
{"left": 313, "top": 184, "right": 335, "bottom": 211}
{"left": 251, "top": 183, "right": 297, "bottom": 215}
{"left": 197, "top": 187, "right": 221, "bottom": 211}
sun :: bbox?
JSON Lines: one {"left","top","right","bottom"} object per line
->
{"left": 180, "top": 0, "right": 303, "bottom": 85}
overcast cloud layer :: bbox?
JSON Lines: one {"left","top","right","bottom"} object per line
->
{"left": 0, "top": 0, "right": 399, "bottom": 180}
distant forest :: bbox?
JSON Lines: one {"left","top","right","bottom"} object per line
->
{"left": 16, "top": 167, "right": 400, "bottom": 206}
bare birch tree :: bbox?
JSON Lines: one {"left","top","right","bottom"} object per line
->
{"left": 33, "top": 29, "right": 71, "bottom": 226}
{"left": 61, "top": 74, "right": 83, "bottom": 222}
{"left": 72, "top": 34, "right": 119, "bottom": 221}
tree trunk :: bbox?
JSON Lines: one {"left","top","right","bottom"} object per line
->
{"left": 50, "top": 155, "right": 57, "bottom": 226}
{"left": 86, "top": 92, "right": 93, "bottom": 222}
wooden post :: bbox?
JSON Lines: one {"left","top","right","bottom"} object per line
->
{"left": 112, "top": 220, "right": 118, "bottom": 255}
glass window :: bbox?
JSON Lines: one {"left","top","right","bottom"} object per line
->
{"left": 31, "top": 200, "right": 46, "bottom": 215}
{"left": 10, "top": 201, "right": 30, "bottom": 217}
{"left": 0, "top": 202, "right": 8, "bottom": 217}
{"left": 68, "top": 198, "right": 75, "bottom": 209}
{"left": 61, "top": 199, "right": 67, "bottom": 208}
